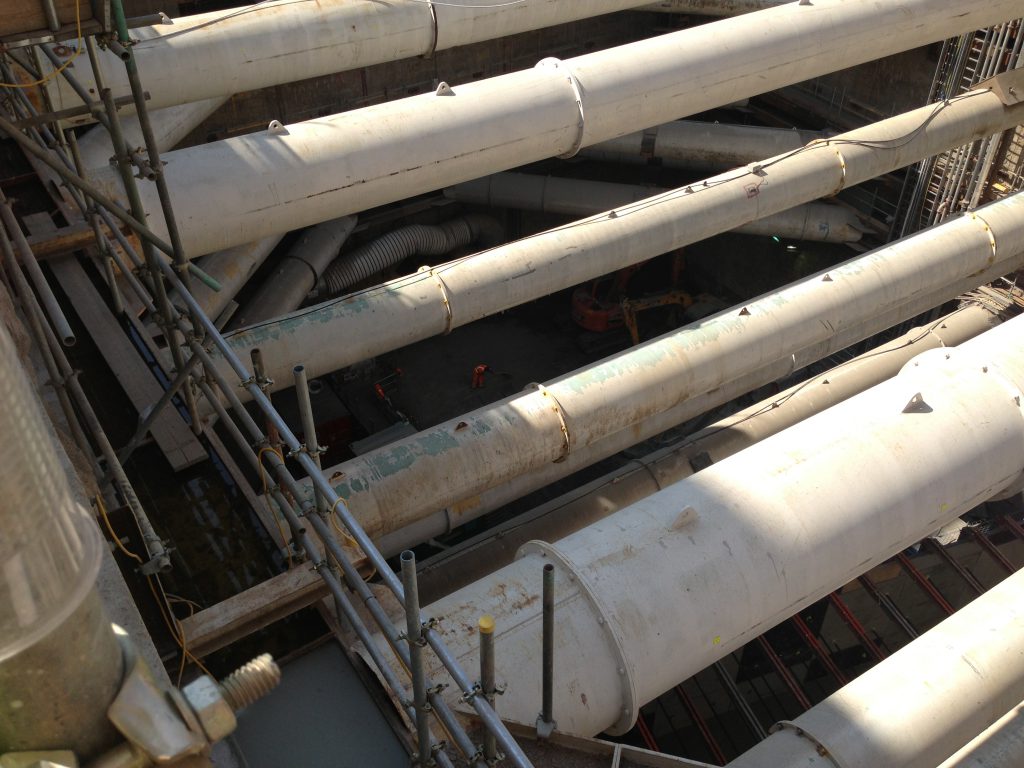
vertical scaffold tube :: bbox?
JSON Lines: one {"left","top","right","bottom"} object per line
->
{"left": 415, "top": 311, "right": 1024, "bottom": 738}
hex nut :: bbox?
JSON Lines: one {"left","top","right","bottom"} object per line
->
{"left": 182, "top": 675, "right": 237, "bottom": 743}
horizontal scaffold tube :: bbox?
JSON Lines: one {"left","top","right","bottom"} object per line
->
{"left": 94, "top": 0, "right": 1023, "bottom": 257}
{"left": 219, "top": 80, "right": 1024, "bottom": 400}
{"left": 38, "top": 0, "right": 655, "bottom": 116}
{"left": 579, "top": 120, "right": 824, "bottom": 169}
{"left": 404, "top": 302, "right": 1005, "bottom": 593}
{"left": 726, "top": 568, "right": 1024, "bottom": 768}
{"left": 419, "top": 312, "right": 1024, "bottom": 738}
{"left": 444, "top": 172, "right": 862, "bottom": 242}
{"left": 312, "top": 191, "right": 1024, "bottom": 542}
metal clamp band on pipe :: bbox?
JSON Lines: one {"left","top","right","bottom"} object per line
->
{"left": 972, "top": 211, "right": 998, "bottom": 259}
{"left": 419, "top": 265, "right": 454, "bottom": 335}
{"left": 519, "top": 540, "right": 639, "bottom": 734}
{"left": 424, "top": 0, "right": 439, "bottom": 59}
{"left": 768, "top": 721, "right": 844, "bottom": 768}
{"left": 536, "top": 58, "right": 587, "bottom": 159}
{"left": 528, "top": 382, "right": 572, "bottom": 461}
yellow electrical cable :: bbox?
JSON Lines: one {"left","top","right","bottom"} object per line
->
{"left": 94, "top": 494, "right": 212, "bottom": 682}
{"left": 0, "top": 0, "right": 83, "bottom": 88}
{"left": 329, "top": 495, "right": 376, "bottom": 582}
{"left": 257, "top": 445, "right": 294, "bottom": 568}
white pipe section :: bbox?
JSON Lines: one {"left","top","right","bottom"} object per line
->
{"left": 92, "top": 0, "right": 1023, "bottom": 257}
{"left": 937, "top": 700, "right": 1024, "bottom": 768}
{"left": 445, "top": 173, "right": 862, "bottom": 242}
{"left": 580, "top": 120, "right": 824, "bottom": 169}
{"left": 399, "top": 303, "right": 1003, "bottom": 581}
{"left": 727, "top": 571, "right": 1024, "bottom": 768}
{"left": 76, "top": 98, "right": 226, "bottom": 172}
{"left": 217, "top": 82, "right": 1024, "bottom": 400}
{"left": 39, "top": 0, "right": 655, "bottom": 116}
{"left": 309, "top": 190, "right": 1024, "bottom": 543}
{"left": 232, "top": 216, "right": 357, "bottom": 328}
{"left": 189, "top": 236, "right": 282, "bottom": 321}
{"left": 419, "top": 312, "right": 1024, "bottom": 738}
{"left": 640, "top": 0, "right": 789, "bottom": 15}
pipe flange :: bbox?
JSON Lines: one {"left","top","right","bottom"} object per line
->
{"left": 769, "top": 721, "right": 843, "bottom": 767}
{"left": 536, "top": 58, "right": 586, "bottom": 159}
{"left": 527, "top": 382, "right": 571, "bottom": 461}
{"left": 519, "top": 540, "right": 639, "bottom": 736}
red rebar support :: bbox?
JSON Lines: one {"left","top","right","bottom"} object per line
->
{"left": 789, "top": 615, "right": 849, "bottom": 686}
{"left": 755, "top": 636, "right": 812, "bottom": 711}
{"left": 828, "top": 592, "right": 886, "bottom": 662}
{"left": 896, "top": 552, "right": 955, "bottom": 615}
{"left": 674, "top": 685, "right": 727, "bottom": 765}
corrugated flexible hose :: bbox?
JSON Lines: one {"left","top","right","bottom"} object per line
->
{"left": 314, "top": 214, "right": 498, "bottom": 300}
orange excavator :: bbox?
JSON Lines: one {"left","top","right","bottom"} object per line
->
{"left": 571, "top": 251, "right": 694, "bottom": 345}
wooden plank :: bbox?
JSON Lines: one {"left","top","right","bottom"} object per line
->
{"left": 24, "top": 218, "right": 98, "bottom": 258}
{"left": 180, "top": 566, "right": 329, "bottom": 658}
{"left": 0, "top": 0, "right": 92, "bottom": 38}
{"left": 47, "top": 254, "right": 207, "bottom": 470}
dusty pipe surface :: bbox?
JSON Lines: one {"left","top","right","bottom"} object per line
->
{"left": 580, "top": 119, "right": 824, "bottom": 169}
{"left": 445, "top": 172, "right": 862, "bottom": 241}
{"left": 38, "top": 0, "right": 655, "bottom": 117}
{"left": 92, "top": 0, "right": 1023, "bottom": 256}
{"left": 420, "top": 312, "right": 1024, "bottom": 738}
{"left": 728, "top": 572, "right": 1024, "bottom": 768}
{"left": 408, "top": 303, "right": 1003, "bottom": 597}
{"left": 310, "top": 191, "right": 1024, "bottom": 542}
{"left": 233, "top": 216, "right": 357, "bottom": 327}
{"left": 216, "top": 82, "right": 1024, "bottom": 402}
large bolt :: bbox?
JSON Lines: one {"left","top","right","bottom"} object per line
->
{"left": 183, "top": 654, "right": 281, "bottom": 744}
{"left": 220, "top": 653, "right": 282, "bottom": 712}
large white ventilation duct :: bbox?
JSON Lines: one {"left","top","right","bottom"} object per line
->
{"left": 37, "top": 0, "right": 655, "bottom": 117}
{"left": 218, "top": 81, "right": 1024, "bottom": 398}
{"left": 418, "top": 311, "right": 1024, "bottom": 738}
{"left": 399, "top": 303, "right": 1004, "bottom": 583}
{"left": 580, "top": 120, "right": 824, "bottom": 169}
{"left": 726, "top": 568, "right": 1024, "bottom": 768}
{"left": 444, "top": 172, "right": 862, "bottom": 242}
{"left": 307, "top": 191, "right": 1024, "bottom": 544}
{"left": 93, "top": 0, "right": 1023, "bottom": 257}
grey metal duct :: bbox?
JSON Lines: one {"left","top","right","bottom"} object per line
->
{"left": 0, "top": 321, "right": 122, "bottom": 755}
{"left": 233, "top": 216, "right": 358, "bottom": 328}
{"left": 580, "top": 119, "right": 824, "bottom": 169}
{"left": 444, "top": 172, "right": 862, "bottom": 242}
